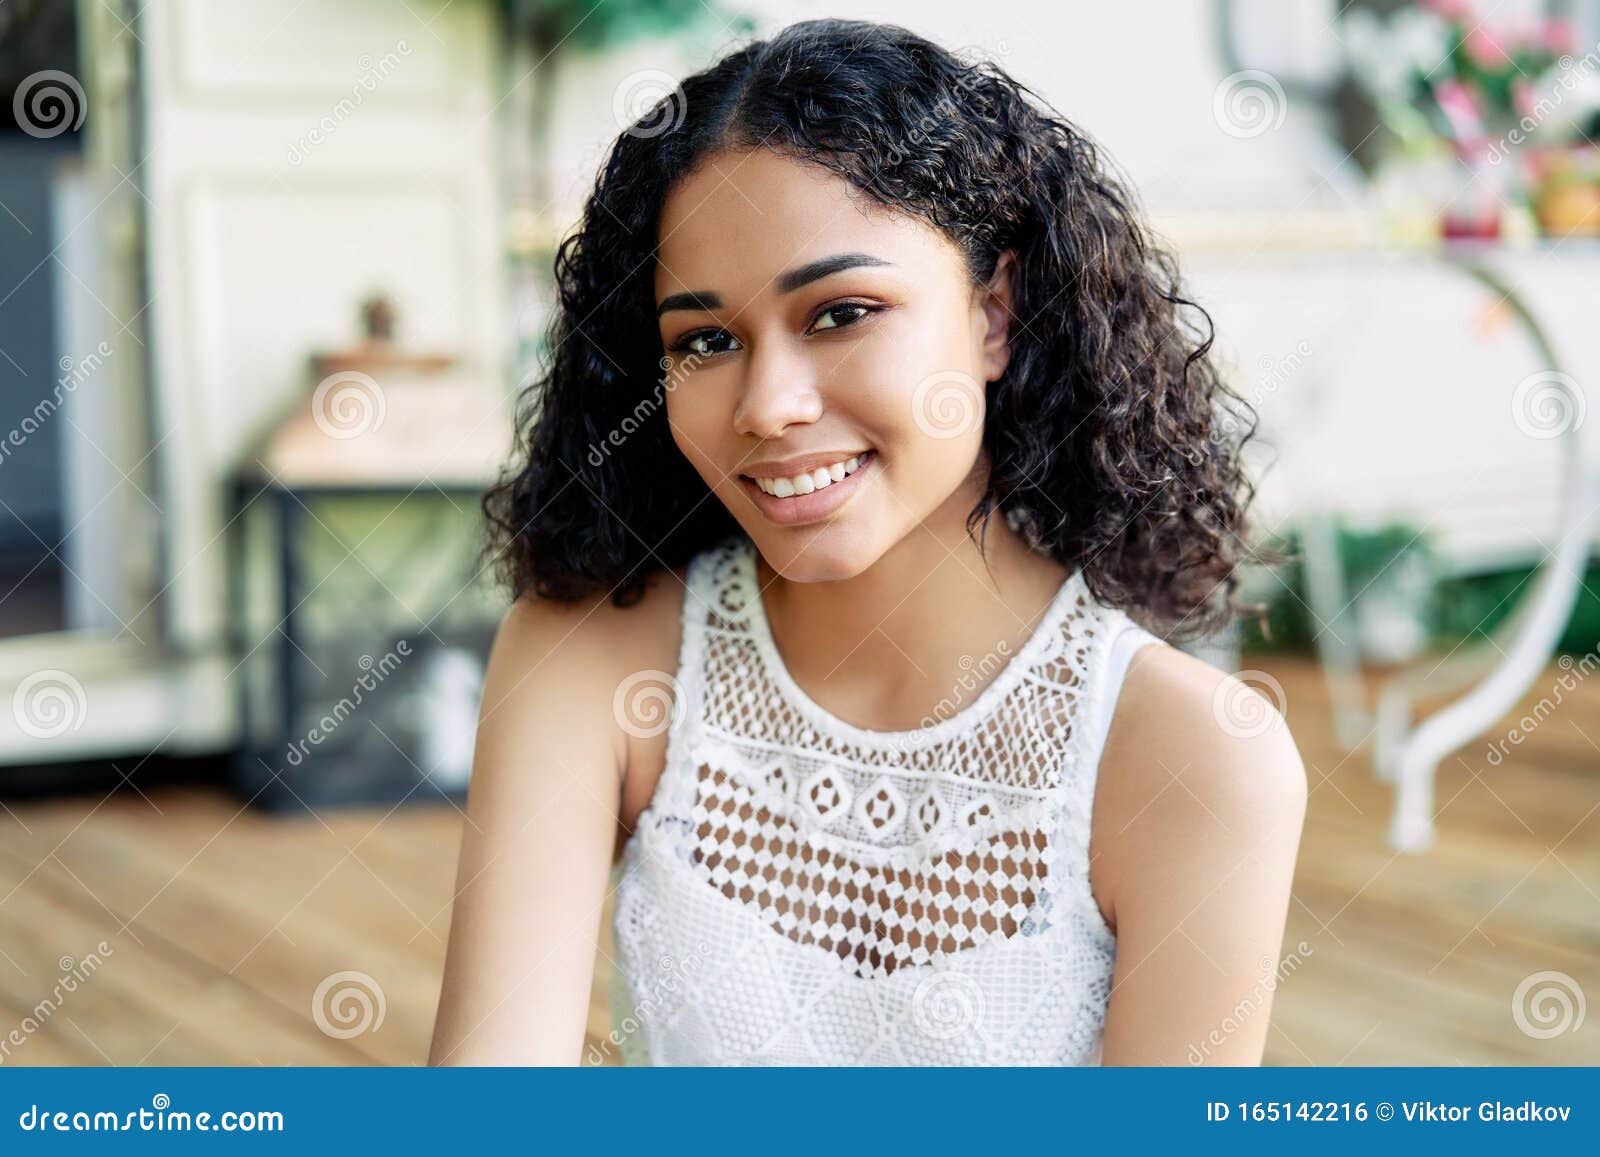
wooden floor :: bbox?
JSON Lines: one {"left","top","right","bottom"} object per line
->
{"left": 0, "top": 655, "right": 1595, "bottom": 1066}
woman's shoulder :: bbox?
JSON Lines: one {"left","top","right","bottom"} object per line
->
{"left": 1105, "top": 640, "right": 1307, "bottom": 809}
{"left": 485, "top": 563, "right": 695, "bottom": 779}
{"left": 496, "top": 562, "right": 695, "bottom": 690}
{"left": 1088, "top": 635, "right": 1308, "bottom": 929}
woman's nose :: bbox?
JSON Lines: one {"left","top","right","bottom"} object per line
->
{"left": 732, "top": 342, "right": 825, "bottom": 439}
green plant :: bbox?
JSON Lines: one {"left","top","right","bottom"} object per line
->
{"left": 1241, "top": 521, "right": 1441, "bottom": 655}
{"left": 1435, "top": 562, "right": 1600, "bottom": 655}
{"left": 516, "top": 0, "right": 754, "bottom": 52}
{"left": 1242, "top": 519, "right": 1600, "bottom": 658}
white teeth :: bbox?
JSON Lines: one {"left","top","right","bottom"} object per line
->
{"left": 753, "top": 453, "right": 867, "bottom": 497}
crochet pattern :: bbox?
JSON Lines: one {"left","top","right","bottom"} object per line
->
{"left": 610, "top": 534, "right": 1151, "bottom": 1065}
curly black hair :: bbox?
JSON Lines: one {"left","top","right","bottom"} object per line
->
{"left": 482, "top": 17, "right": 1267, "bottom": 640}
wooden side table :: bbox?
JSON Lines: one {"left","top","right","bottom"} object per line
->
{"left": 225, "top": 365, "right": 514, "bottom": 811}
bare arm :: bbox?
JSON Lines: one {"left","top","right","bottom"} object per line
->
{"left": 428, "top": 594, "right": 626, "bottom": 1065}
{"left": 1094, "top": 647, "right": 1308, "bottom": 1066}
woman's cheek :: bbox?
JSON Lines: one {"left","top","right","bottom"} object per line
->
{"left": 665, "top": 391, "right": 717, "bottom": 465}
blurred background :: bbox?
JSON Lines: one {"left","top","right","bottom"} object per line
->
{"left": 0, "top": 0, "right": 1596, "bottom": 1066}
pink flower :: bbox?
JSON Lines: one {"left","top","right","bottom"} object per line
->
{"left": 1464, "top": 26, "right": 1510, "bottom": 69}
{"left": 1512, "top": 79, "right": 1539, "bottom": 120}
{"left": 1422, "top": 0, "right": 1473, "bottom": 22}
{"left": 1434, "top": 78, "right": 1487, "bottom": 150}
{"left": 1540, "top": 20, "right": 1575, "bottom": 55}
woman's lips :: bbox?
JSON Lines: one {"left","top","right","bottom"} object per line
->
{"left": 738, "top": 449, "right": 877, "bottom": 527}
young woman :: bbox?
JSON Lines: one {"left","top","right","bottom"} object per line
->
{"left": 429, "top": 18, "right": 1306, "bottom": 1067}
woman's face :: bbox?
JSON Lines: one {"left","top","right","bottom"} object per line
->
{"left": 655, "top": 148, "right": 1015, "bottom": 582}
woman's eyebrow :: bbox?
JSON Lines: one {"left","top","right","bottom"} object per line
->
{"left": 656, "top": 251, "right": 894, "bottom": 318}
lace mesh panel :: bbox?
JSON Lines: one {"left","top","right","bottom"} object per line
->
{"left": 613, "top": 535, "right": 1121, "bottom": 1064}
{"left": 689, "top": 569, "right": 1093, "bottom": 979}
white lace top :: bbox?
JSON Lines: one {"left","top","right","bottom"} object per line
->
{"left": 608, "top": 533, "right": 1160, "bottom": 1065}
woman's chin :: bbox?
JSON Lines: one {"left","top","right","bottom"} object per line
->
{"left": 747, "top": 529, "right": 882, "bottom": 584}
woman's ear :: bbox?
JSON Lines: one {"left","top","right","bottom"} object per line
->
{"left": 979, "top": 248, "right": 1017, "bottom": 383}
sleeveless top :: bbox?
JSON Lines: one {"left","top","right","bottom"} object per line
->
{"left": 607, "top": 533, "right": 1162, "bottom": 1066}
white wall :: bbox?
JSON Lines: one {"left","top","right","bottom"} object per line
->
{"left": 140, "top": 0, "right": 508, "bottom": 652}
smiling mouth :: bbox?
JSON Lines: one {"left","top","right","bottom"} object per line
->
{"left": 740, "top": 450, "right": 876, "bottom": 498}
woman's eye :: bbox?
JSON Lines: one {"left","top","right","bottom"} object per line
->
{"left": 675, "top": 330, "right": 738, "bottom": 357}
{"left": 811, "top": 302, "right": 876, "bottom": 332}
{"left": 670, "top": 303, "right": 878, "bottom": 358}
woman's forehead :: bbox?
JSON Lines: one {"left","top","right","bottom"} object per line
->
{"left": 655, "top": 153, "right": 953, "bottom": 302}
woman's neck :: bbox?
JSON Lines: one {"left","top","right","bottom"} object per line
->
{"left": 751, "top": 509, "right": 1072, "bottom": 732}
